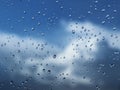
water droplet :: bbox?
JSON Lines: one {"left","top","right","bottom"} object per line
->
{"left": 63, "top": 77, "right": 66, "bottom": 79}
{"left": 32, "top": 17, "right": 35, "bottom": 20}
{"left": 48, "top": 70, "right": 51, "bottom": 73}
{"left": 23, "top": 11, "right": 26, "bottom": 14}
{"left": 10, "top": 81, "right": 14, "bottom": 85}
{"left": 31, "top": 27, "right": 35, "bottom": 31}
{"left": 113, "top": 10, "right": 117, "bottom": 13}
{"left": 109, "top": 64, "right": 115, "bottom": 68}
{"left": 53, "top": 54, "right": 57, "bottom": 58}
{"left": 56, "top": 0, "right": 59, "bottom": 3}
{"left": 101, "top": 9, "right": 105, "bottom": 12}
{"left": 43, "top": 69, "right": 45, "bottom": 71}
{"left": 88, "top": 11, "right": 91, "bottom": 14}
{"left": 72, "top": 30, "right": 75, "bottom": 34}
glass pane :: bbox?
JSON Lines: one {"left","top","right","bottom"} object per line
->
{"left": 0, "top": 0, "right": 120, "bottom": 90}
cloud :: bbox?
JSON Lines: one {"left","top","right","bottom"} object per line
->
{"left": 64, "top": 21, "right": 120, "bottom": 88}
{"left": 0, "top": 21, "right": 120, "bottom": 90}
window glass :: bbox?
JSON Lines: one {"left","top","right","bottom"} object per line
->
{"left": 0, "top": 0, "right": 120, "bottom": 90}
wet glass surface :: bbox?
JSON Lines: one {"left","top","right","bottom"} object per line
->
{"left": 0, "top": 0, "right": 120, "bottom": 90}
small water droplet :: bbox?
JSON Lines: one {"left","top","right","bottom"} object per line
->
{"left": 48, "top": 70, "right": 51, "bottom": 73}
{"left": 72, "top": 30, "right": 75, "bottom": 34}
{"left": 53, "top": 54, "right": 57, "bottom": 58}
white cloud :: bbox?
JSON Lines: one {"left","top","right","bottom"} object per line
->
{"left": 0, "top": 21, "right": 120, "bottom": 86}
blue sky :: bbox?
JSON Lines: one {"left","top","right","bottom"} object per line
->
{"left": 0, "top": 0, "right": 120, "bottom": 90}
{"left": 0, "top": 0, "right": 120, "bottom": 39}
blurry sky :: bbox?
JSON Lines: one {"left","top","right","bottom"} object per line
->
{"left": 0, "top": 0, "right": 120, "bottom": 43}
{"left": 0, "top": 0, "right": 120, "bottom": 90}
